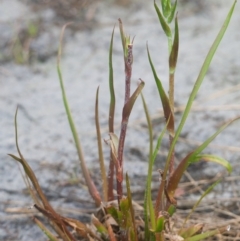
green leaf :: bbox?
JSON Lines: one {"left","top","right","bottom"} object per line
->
{"left": 119, "top": 198, "right": 130, "bottom": 228}
{"left": 57, "top": 23, "right": 101, "bottom": 206}
{"left": 95, "top": 87, "right": 108, "bottom": 202}
{"left": 120, "top": 197, "right": 130, "bottom": 213}
{"left": 182, "top": 180, "right": 221, "bottom": 229}
{"left": 91, "top": 214, "right": 108, "bottom": 235}
{"left": 169, "top": 16, "right": 179, "bottom": 73}
{"left": 154, "top": 1, "right": 172, "bottom": 38}
{"left": 187, "top": 117, "right": 240, "bottom": 165}
{"left": 108, "top": 26, "right": 116, "bottom": 201}
{"left": 152, "top": 118, "right": 169, "bottom": 165}
{"left": 118, "top": 18, "right": 129, "bottom": 58}
{"left": 126, "top": 174, "right": 138, "bottom": 241}
{"left": 33, "top": 217, "right": 59, "bottom": 241}
{"left": 160, "top": 0, "right": 171, "bottom": 18}
{"left": 107, "top": 206, "right": 119, "bottom": 222}
{"left": 108, "top": 133, "right": 119, "bottom": 158}
{"left": 147, "top": 45, "right": 174, "bottom": 136}
{"left": 193, "top": 154, "right": 232, "bottom": 173}
{"left": 184, "top": 225, "right": 231, "bottom": 241}
{"left": 155, "top": 216, "right": 165, "bottom": 233}
{"left": 109, "top": 26, "right": 116, "bottom": 134}
{"left": 142, "top": 92, "right": 170, "bottom": 239}
{"left": 165, "top": 1, "right": 171, "bottom": 18}
{"left": 167, "top": 204, "right": 176, "bottom": 217}
{"left": 160, "top": 0, "right": 167, "bottom": 8}
{"left": 168, "top": 0, "right": 177, "bottom": 23}
{"left": 179, "top": 224, "right": 204, "bottom": 239}
{"left": 107, "top": 133, "right": 122, "bottom": 182}
{"left": 141, "top": 93, "right": 155, "bottom": 235}
{"left": 122, "top": 80, "right": 145, "bottom": 119}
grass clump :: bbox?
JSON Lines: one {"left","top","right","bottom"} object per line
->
{"left": 9, "top": 0, "right": 239, "bottom": 240}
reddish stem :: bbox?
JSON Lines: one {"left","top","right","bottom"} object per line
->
{"left": 117, "top": 44, "right": 133, "bottom": 202}
{"left": 169, "top": 72, "right": 175, "bottom": 176}
{"left": 107, "top": 157, "right": 115, "bottom": 201}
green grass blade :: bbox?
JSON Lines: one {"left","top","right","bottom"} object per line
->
{"left": 57, "top": 23, "right": 101, "bottom": 206}
{"left": 167, "top": 0, "right": 177, "bottom": 23}
{"left": 141, "top": 93, "right": 155, "bottom": 236}
{"left": 143, "top": 181, "right": 150, "bottom": 240}
{"left": 154, "top": 0, "right": 172, "bottom": 53}
{"left": 142, "top": 93, "right": 170, "bottom": 236}
{"left": 118, "top": 18, "right": 127, "bottom": 58}
{"left": 154, "top": 1, "right": 172, "bottom": 38}
{"left": 155, "top": 216, "right": 165, "bottom": 233}
{"left": 169, "top": 16, "right": 179, "bottom": 74}
{"left": 107, "top": 133, "right": 122, "bottom": 182}
{"left": 152, "top": 122, "right": 168, "bottom": 165}
{"left": 126, "top": 173, "right": 138, "bottom": 241}
{"left": 193, "top": 154, "right": 232, "bottom": 173}
{"left": 108, "top": 26, "right": 116, "bottom": 201}
{"left": 109, "top": 26, "right": 116, "bottom": 133}
{"left": 33, "top": 217, "right": 60, "bottom": 241}
{"left": 182, "top": 179, "right": 221, "bottom": 229}
{"left": 147, "top": 45, "right": 174, "bottom": 136}
{"left": 178, "top": 224, "right": 204, "bottom": 239}
{"left": 184, "top": 225, "right": 230, "bottom": 241}
{"left": 91, "top": 215, "right": 108, "bottom": 235}
{"left": 95, "top": 87, "right": 108, "bottom": 202}
{"left": 188, "top": 117, "right": 240, "bottom": 164}
{"left": 122, "top": 80, "right": 145, "bottom": 119}
{"left": 161, "top": 0, "right": 171, "bottom": 18}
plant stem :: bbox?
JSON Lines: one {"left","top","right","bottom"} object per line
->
{"left": 108, "top": 26, "right": 116, "bottom": 201}
{"left": 124, "top": 44, "right": 133, "bottom": 104}
{"left": 117, "top": 121, "right": 127, "bottom": 200}
{"left": 117, "top": 43, "right": 133, "bottom": 202}
{"left": 107, "top": 158, "right": 115, "bottom": 201}
{"left": 168, "top": 72, "right": 175, "bottom": 176}
{"left": 154, "top": 171, "right": 165, "bottom": 217}
{"left": 95, "top": 87, "right": 108, "bottom": 202}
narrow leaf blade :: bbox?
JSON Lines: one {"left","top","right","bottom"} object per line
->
{"left": 182, "top": 180, "right": 221, "bottom": 228}
{"left": 154, "top": 1, "right": 172, "bottom": 38}
{"left": 168, "top": 0, "right": 177, "bottom": 23}
{"left": 184, "top": 225, "right": 231, "bottom": 241}
{"left": 169, "top": 16, "right": 179, "bottom": 73}
{"left": 57, "top": 23, "right": 101, "bottom": 206}
{"left": 33, "top": 217, "right": 59, "bottom": 241}
{"left": 108, "top": 26, "right": 116, "bottom": 201}
{"left": 147, "top": 45, "right": 174, "bottom": 136}
{"left": 141, "top": 93, "right": 155, "bottom": 236}
{"left": 122, "top": 80, "right": 145, "bottom": 119}
{"left": 95, "top": 87, "right": 108, "bottom": 202}
{"left": 126, "top": 173, "right": 138, "bottom": 241}
{"left": 194, "top": 154, "right": 232, "bottom": 173}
